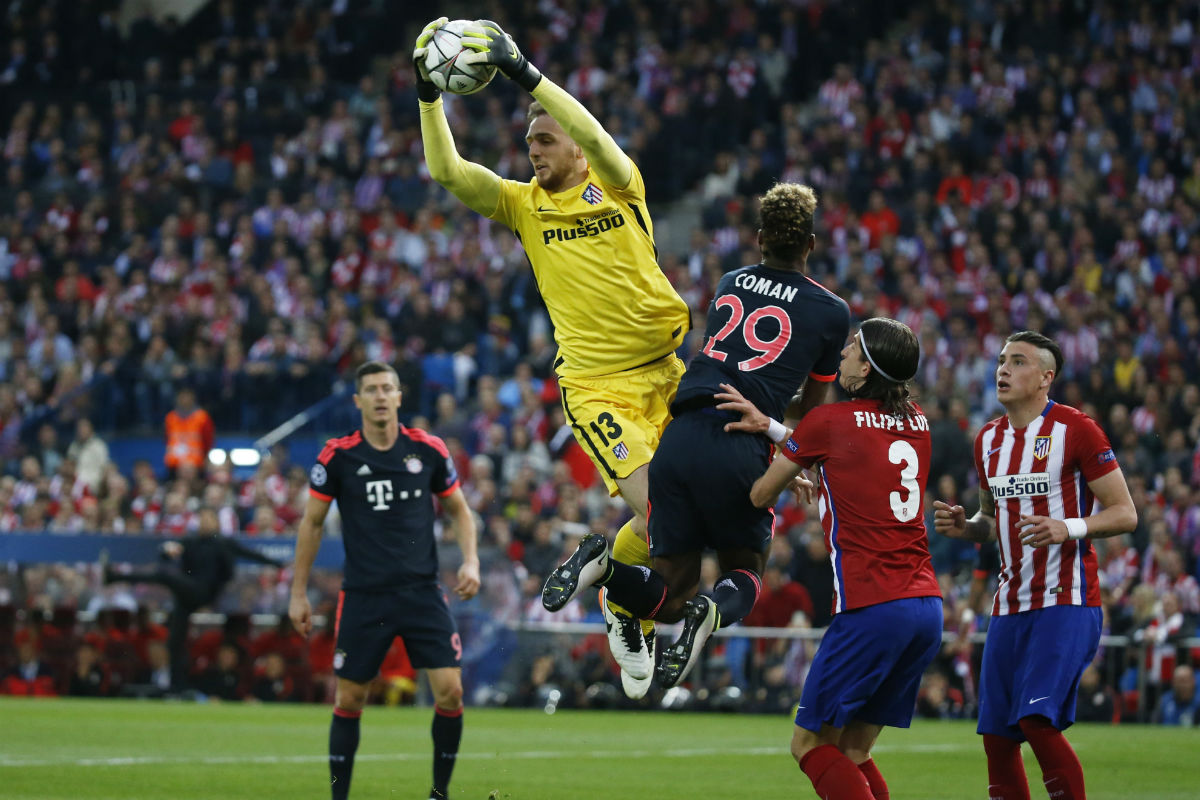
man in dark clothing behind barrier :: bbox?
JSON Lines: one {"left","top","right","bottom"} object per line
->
{"left": 104, "top": 507, "right": 284, "bottom": 691}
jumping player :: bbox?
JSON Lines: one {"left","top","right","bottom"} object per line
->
{"left": 414, "top": 17, "right": 691, "bottom": 697}
{"left": 935, "top": 331, "right": 1136, "bottom": 800}
{"left": 541, "top": 182, "right": 849, "bottom": 689}
{"left": 288, "top": 361, "right": 480, "bottom": 800}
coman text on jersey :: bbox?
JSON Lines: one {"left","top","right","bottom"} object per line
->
{"left": 734, "top": 273, "right": 800, "bottom": 303}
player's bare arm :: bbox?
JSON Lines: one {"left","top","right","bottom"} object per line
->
{"left": 750, "top": 455, "right": 814, "bottom": 509}
{"left": 933, "top": 489, "right": 997, "bottom": 543}
{"left": 784, "top": 378, "right": 832, "bottom": 427}
{"left": 1017, "top": 466, "right": 1137, "bottom": 548}
{"left": 288, "top": 494, "right": 331, "bottom": 636}
{"left": 441, "top": 487, "right": 480, "bottom": 600}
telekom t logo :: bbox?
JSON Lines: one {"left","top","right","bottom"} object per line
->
{"left": 365, "top": 479, "right": 394, "bottom": 510}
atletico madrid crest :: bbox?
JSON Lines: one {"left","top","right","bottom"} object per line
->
{"left": 581, "top": 182, "right": 603, "bottom": 205}
{"left": 1033, "top": 435, "right": 1052, "bottom": 461}
{"left": 612, "top": 441, "right": 629, "bottom": 461}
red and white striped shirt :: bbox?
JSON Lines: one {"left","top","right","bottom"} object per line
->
{"left": 974, "top": 401, "right": 1120, "bottom": 616}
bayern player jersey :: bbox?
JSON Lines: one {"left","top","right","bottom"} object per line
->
{"left": 974, "top": 401, "right": 1119, "bottom": 615}
{"left": 672, "top": 264, "right": 849, "bottom": 422}
{"left": 782, "top": 399, "right": 941, "bottom": 613}
{"left": 308, "top": 427, "right": 460, "bottom": 590}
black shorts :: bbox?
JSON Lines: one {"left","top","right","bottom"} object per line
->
{"left": 333, "top": 583, "right": 462, "bottom": 683}
{"left": 647, "top": 409, "right": 776, "bottom": 558}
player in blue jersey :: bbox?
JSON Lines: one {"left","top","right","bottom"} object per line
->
{"left": 288, "top": 362, "right": 479, "bottom": 800}
{"left": 542, "top": 182, "right": 849, "bottom": 688}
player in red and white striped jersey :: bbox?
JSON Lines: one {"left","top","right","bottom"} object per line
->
{"left": 935, "top": 331, "right": 1137, "bottom": 800}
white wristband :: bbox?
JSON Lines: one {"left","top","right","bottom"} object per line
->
{"left": 766, "top": 418, "right": 788, "bottom": 444}
{"left": 1064, "top": 518, "right": 1088, "bottom": 540}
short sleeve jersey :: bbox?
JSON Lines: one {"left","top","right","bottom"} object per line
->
{"left": 308, "top": 427, "right": 459, "bottom": 590}
{"left": 672, "top": 264, "right": 850, "bottom": 422}
{"left": 974, "top": 401, "right": 1119, "bottom": 615}
{"left": 782, "top": 399, "right": 941, "bottom": 614}
{"left": 490, "top": 162, "right": 690, "bottom": 378}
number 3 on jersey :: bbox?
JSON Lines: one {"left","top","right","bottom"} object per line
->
{"left": 888, "top": 440, "right": 921, "bottom": 522}
{"left": 701, "top": 294, "right": 792, "bottom": 371}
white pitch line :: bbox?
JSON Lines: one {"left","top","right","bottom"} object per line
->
{"left": 0, "top": 742, "right": 975, "bottom": 769}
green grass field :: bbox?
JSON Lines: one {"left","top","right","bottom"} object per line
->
{"left": 0, "top": 698, "right": 1194, "bottom": 799}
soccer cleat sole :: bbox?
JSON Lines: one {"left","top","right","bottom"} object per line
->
{"left": 656, "top": 596, "right": 718, "bottom": 689}
{"left": 542, "top": 533, "right": 608, "bottom": 612}
{"left": 620, "top": 667, "right": 652, "bottom": 700}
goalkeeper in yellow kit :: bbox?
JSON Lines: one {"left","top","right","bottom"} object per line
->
{"left": 414, "top": 18, "right": 690, "bottom": 698}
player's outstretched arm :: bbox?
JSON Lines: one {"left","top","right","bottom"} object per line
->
{"left": 289, "top": 495, "right": 330, "bottom": 637}
{"left": 441, "top": 487, "right": 480, "bottom": 600}
{"left": 414, "top": 19, "right": 503, "bottom": 218}
{"left": 462, "top": 20, "right": 633, "bottom": 189}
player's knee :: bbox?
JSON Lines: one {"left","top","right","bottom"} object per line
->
{"left": 334, "top": 679, "right": 369, "bottom": 712}
{"left": 433, "top": 682, "right": 463, "bottom": 711}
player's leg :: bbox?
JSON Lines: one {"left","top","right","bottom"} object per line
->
{"left": 839, "top": 722, "right": 887, "bottom": 800}
{"left": 1013, "top": 606, "right": 1101, "bottom": 800}
{"left": 398, "top": 585, "right": 467, "bottom": 800}
{"left": 976, "top": 614, "right": 1031, "bottom": 800}
{"left": 106, "top": 570, "right": 207, "bottom": 692}
{"left": 657, "top": 546, "right": 764, "bottom": 689}
{"left": 328, "top": 591, "right": 395, "bottom": 800}
{"left": 426, "top": 667, "right": 465, "bottom": 800}
{"left": 330, "top": 677, "right": 369, "bottom": 800}
{"left": 792, "top": 723, "right": 873, "bottom": 800}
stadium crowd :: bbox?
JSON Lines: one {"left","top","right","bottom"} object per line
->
{"left": 0, "top": 0, "right": 1198, "bottom": 720}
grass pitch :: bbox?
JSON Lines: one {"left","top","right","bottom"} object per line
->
{"left": 0, "top": 698, "right": 1193, "bottom": 799}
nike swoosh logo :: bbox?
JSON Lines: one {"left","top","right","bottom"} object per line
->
{"left": 986, "top": 446, "right": 1003, "bottom": 457}
{"left": 1029, "top": 696, "right": 1050, "bottom": 704}
{"left": 537, "top": 205, "right": 549, "bottom": 212}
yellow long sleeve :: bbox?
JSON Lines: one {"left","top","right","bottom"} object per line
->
{"left": 418, "top": 97, "right": 502, "bottom": 217}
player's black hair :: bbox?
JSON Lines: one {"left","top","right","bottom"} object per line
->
{"left": 354, "top": 361, "right": 400, "bottom": 391}
{"left": 847, "top": 317, "right": 920, "bottom": 419}
{"left": 1005, "top": 330, "right": 1064, "bottom": 381}
{"left": 759, "top": 182, "right": 817, "bottom": 263}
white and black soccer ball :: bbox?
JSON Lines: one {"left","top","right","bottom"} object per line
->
{"left": 422, "top": 19, "right": 498, "bottom": 96}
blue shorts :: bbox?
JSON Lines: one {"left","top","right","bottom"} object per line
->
{"left": 795, "top": 596, "right": 943, "bottom": 732}
{"left": 977, "top": 605, "right": 1101, "bottom": 739}
{"left": 334, "top": 583, "right": 462, "bottom": 683}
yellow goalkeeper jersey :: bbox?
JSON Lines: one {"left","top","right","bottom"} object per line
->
{"left": 490, "top": 163, "right": 690, "bottom": 378}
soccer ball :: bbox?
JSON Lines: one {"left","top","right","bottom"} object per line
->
{"left": 422, "top": 19, "right": 498, "bottom": 96}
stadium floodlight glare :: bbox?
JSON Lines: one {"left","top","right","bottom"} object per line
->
{"left": 208, "top": 449, "right": 227, "bottom": 466}
{"left": 229, "top": 448, "right": 262, "bottom": 467}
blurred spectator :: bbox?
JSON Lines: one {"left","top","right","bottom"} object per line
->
{"left": 1075, "top": 664, "right": 1117, "bottom": 725}
{"left": 2, "top": 640, "right": 57, "bottom": 696}
{"left": 1152, "top": 665, "right": 1199, "bottom": 727}
{"left": 64, "top": 418, "right": 108, "bottom": 494}
{"left": 66, "top": 641, "right": 108, "bottom": 697}
{"left": 197, "top": 642, "right": 246, "bottom": 701}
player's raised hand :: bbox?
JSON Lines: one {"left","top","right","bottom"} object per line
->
{"left": 288, "top": 593, "right": 313, "bottom": 637}
{"left": 932, "top": 500, "right": 967, "bottom": 538}
{"left": 412, "top": 16, "right": 448, "bottom": 102}
{"left": 454, "top": 559, "right": 481, "bottom": 601}
{"left": 459, "top": 19, "right": 542, "bottom": 92}
{"left": 715, "top": 383, "right": 773, "bottom": 435}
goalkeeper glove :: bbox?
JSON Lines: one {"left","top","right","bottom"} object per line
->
{"left": 412, "top": 16, "right": 448, "bottom": 103}
{"left": 460, "top": 19, "right": 542, "bottom": 93}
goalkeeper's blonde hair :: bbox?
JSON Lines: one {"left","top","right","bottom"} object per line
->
{"left": 760, "top": 183, "right": 817, "bottom": 261}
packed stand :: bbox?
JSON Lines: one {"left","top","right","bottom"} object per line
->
{"left": 0, "top": 0, "right": 1198, "bottom": 717}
